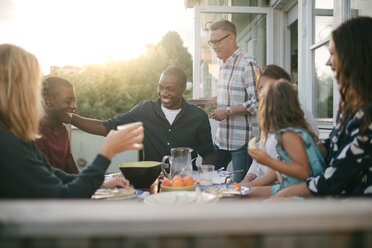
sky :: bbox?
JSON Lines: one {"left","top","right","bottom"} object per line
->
{"left": 0, "top": 0, "right": 194, "bottom": 74}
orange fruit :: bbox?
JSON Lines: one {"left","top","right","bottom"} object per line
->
{"left": 172, "top": 175, "right": 182, "bottom": 182}
{"left": 162, "top": 178, "right": 172, "bottom": 187}
{"left": 172, "top": 179, "right": 184, "bottom": 187}
{"left": 183, "top": 176, "right": 195, "bottom": 186}
{"left": 232, "top": 184, "right": 241, "bottom": 191}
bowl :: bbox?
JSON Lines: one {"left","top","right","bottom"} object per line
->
{"left": 119, "top": 161, "right": 161, "bottom": 189}
{"left": 160, "top": 183, "right": 196, "bottom": 192}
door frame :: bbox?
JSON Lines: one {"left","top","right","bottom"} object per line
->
{"left": 193, "top": 6, "right": 274, "bottom": 98}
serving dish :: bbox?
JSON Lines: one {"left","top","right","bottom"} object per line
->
{"left": 119, "top": 161, "right": 161, "bottom": 189}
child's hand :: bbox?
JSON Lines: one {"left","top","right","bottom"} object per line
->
{"left": 275, "top": 171, "right": 283, "bottom": 184}
{"left": 101, "top": 177, "right": 130, "bottom": 189}
{"left": 248, "top": 148, "right": 272, "bottom": 166}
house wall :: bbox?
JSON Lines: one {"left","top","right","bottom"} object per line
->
{"left": 70, "top": 127, "right": 139, "bottom": 173}
{"left": 70, "top": 120, "right": 223, "bottom": 173}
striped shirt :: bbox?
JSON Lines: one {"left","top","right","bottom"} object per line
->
{"left": 214, "top": 48, "right": 260, "bottom": 150}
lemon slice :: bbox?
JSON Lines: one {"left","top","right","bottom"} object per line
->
{"left": 248, "top": 137, "right": 257, "bottom": 148}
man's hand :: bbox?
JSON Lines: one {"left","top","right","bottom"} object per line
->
{"left": 211, "top": 108, "right": 229, "bottom": 121}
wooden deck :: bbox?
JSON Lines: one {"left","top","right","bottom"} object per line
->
{"left": 1, "top": 198, "right": 371, "bottom": 248}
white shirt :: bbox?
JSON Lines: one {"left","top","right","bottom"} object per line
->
{"left": 248, "top": 133, "right": 277, "bottom": 178}
{"left": 161, "top": 105, "right": 181, "bottom": 125}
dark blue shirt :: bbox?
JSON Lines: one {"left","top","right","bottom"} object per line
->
{"left": 306, "top": 106, "right": 372, "bottom": 197}
{"left": 103, "top": 98, "right": 214, "bottom": 166}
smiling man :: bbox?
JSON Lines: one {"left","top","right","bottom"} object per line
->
{"left": 71, "top": 67, "right": 215, "bottom": 167}
{"left": 35, "top": 76, "right": 79, "bottom": 174}
{"left": 202, "top": 20, "right": 261, "bottom": 182}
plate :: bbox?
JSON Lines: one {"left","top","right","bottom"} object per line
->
{"left": 199, "top": 184, "right": 252, "bottom": 197}
{"left": 91, "top": 188, "right": 141, "bottom": 200}
{"left": 186, "top": 99, "right": 211, "bottom": 105}
{"left": 144, "top": 191, "right": 217, "bottom": 205}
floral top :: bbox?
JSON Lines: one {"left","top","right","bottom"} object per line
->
{"left": 307, "top": 106, "right": 372, "bottom": 197}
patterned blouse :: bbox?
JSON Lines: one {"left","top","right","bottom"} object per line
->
{"left": 306, "top": 106, "right": 372, "bottom": 197}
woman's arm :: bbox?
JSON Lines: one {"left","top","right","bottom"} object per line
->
{"left": 249, "top": 132, "right": 311, "bottom": 179}
{"left": 272, "top": 182, "right": 312, "bottom": 198}
{"left": 66, "top": 156, "right": 79, "bottom": 174}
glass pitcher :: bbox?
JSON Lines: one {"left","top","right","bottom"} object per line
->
{"left": 161, "top": 147, "right": 193, "bottom": 178}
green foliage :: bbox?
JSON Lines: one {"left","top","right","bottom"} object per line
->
{"left": 47, "top": 31, "right": 193, "bottom": 119}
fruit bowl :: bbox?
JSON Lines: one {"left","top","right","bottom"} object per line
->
{"left": 160, "top": 183, "right": 196, "bottom": 192}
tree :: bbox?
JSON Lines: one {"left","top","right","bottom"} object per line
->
{"left": 155, "top": 31, "right": 193, "bottom": 81}
{"left": 47, "top": 31, "right": 193, "bottom": 119}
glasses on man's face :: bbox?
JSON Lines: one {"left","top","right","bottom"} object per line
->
{"left": 208, "top": 33, "right": 231, "bottom": 46}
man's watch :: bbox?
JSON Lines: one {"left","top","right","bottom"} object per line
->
{"left": 226, "top": 106, "right": 232, "bottom": 116}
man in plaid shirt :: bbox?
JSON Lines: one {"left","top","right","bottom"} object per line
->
{"left": 205, "top": 20, "right": 261, "bottom": 182}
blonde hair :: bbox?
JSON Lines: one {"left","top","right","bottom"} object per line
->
{"left": 258, "top": 79, "right": 317, "bottom": 142}
{"left": 0, "top": 44, "right": 42, "bottom": 141}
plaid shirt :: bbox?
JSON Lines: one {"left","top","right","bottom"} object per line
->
{"left": 214, "top": 48, "right": 260, "bottom": 150}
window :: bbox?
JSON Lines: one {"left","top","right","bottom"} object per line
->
{"left": 311, "top": 0, "right": 334, "bottom": 122}
{"left": 350, "top": 0, "right": 372, "bottom": 17}
{"left": 300, "top": 0, "right": 372, "bottom": 135}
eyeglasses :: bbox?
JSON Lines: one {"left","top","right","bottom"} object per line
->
{"left": 208, "top": 34, "right": 231, "bottom": 46}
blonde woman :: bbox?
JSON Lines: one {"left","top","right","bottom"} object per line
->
{"left": 0, "top": 44, "right": 144, "bottom": 198}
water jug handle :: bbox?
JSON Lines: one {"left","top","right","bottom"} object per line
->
{"left": 161, "top": 155, "right": 171, "bottom": 179}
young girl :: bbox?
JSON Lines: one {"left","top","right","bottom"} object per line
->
{"left": 241, "top": 64, "right": 319, "bottom": 188}
{"left": 248, "top": 79, "right": 325, "bottom": 197}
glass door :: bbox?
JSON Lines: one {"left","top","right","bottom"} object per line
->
{"left": 193, "top": 6, "right": 273, "bottom": 98}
